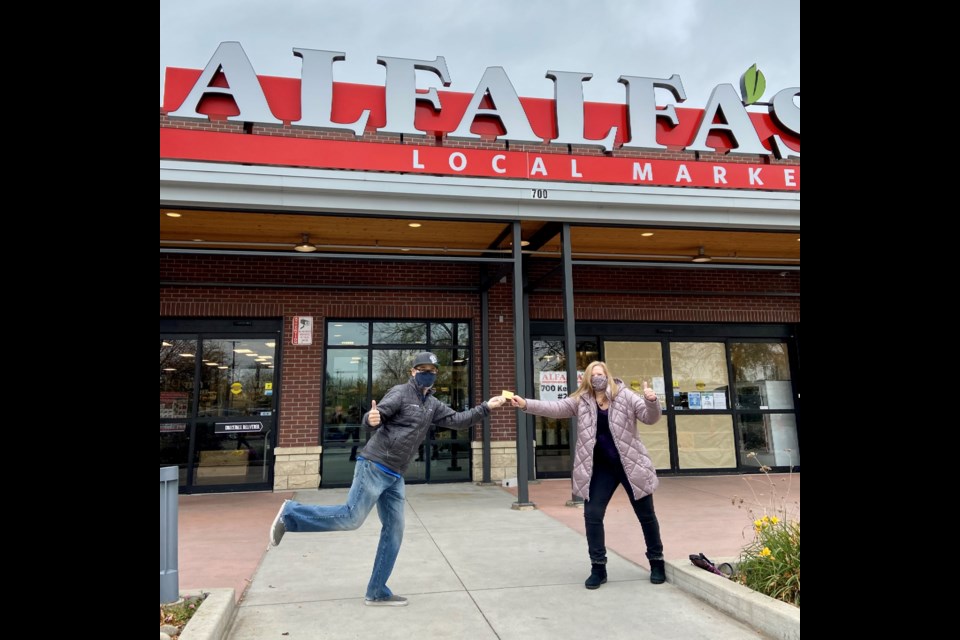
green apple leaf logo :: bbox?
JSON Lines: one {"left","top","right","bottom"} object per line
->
{"left": 740, "top": 64, "right": 767, "bottom": 105}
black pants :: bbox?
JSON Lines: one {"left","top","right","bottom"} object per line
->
{"left": 584, "top": 453, "right": 663, "bottom": 564}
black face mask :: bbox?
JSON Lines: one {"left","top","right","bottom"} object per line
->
{"left": 414, "top": 371, "right": 437, "bottom": 388}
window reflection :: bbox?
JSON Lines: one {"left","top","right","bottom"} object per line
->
{"left": 731, "top": 343, "right": 794, "bottom": 410}
{"left": 328, "top": 322, "right": 369, "bottom": 346}
{"left": 373, "top": 322, "right": 426, "bottom": 344}
{"left": 160, "top": 338, "right": 197, "bottom": 418}
{"left": 199, "top": 339, "right": 276, "bottom": 418}
{"left": 737, "top": 414, "right": 800, "bottom": 467}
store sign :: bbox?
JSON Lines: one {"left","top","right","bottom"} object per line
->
{"left": 539, "top": 370, "right": 584, "bottom": 402}
{"left": 292, "top": 316, "right": 313, "bottom": 345}
{"left": 162, "top": 42, "right": 799, "bottom": 189}
{"left": 214, "top": 420, "right": 264, "bottom": 434}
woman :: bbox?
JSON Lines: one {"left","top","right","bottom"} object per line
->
{"left": 511, "top": 361, "right": 666, "bottom": 587}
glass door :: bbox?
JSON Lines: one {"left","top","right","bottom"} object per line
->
{"left": 160, "top": 320, "right": 280, "bottom": 493}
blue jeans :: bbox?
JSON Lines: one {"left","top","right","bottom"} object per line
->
{"left": 584, "top": 452, "right": 663, "bottom": 565}
{"left": 281, "top": 459, "right": 406, "bottom": 600}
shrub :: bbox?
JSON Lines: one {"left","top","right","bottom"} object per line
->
{"left": 732, "top": 452, "right": 800, "bottom": 607}
{"left": 737, "top": 516, "right": 800, "bottom": 606}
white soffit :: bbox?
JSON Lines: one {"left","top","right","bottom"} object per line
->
{"left": 160, "top": 160, "right": 800, "bottom": 231}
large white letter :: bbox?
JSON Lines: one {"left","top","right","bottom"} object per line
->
{"left": 687, "top": 84, "right": 771, "bottom": 156}
{"left": 169, "top": 42, "right": 281, "bottom": 124}
{"left": 618, "top": 75, "right": 686, "bottom": 151}
{"left": 675, "top": 165, "right": 692, "bottom": 183}
{"left": 769, "top": 87, "right": 800, "bottom": 159}
{"left": 546, "top": 70, "right": 617, "bottom": 152}
{"left": 377, "top": 56, "right": 451, "bottom": 136}
{"left": 530, "top": 157, "right": 548, "bottom": 176}
{"left": 449, "top": 67, "right": 541, "bottom": 143}
{"left": 632, "top": 162, "right": 653, "bottom": 181}
{"left": 294, "top": 49, "right": 370, "bottom": 135}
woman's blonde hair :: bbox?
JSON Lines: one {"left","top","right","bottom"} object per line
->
{"left": 569, "top": 361, "right": 619, "bottom": 400}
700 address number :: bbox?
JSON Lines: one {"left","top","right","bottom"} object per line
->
{"left": 530, "top": 189, "right": 549, "bottom": 199}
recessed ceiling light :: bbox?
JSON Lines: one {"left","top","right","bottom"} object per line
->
{"left": 192, "top": 239, "right": 204, "bottom": 242}
{"left": 641, "top": 232, "right": 654, "bottom": 237}
{"left": 162, "top": 341, "right": 172, "bottom": 347}
{"left": 401, "top": 248, "right": 410, "bottom": 252}
{"left": 180, "top": 353, "right": 195, "bottom": 357}
{"left": 165, "top": 212, "right": 182, "bottom": 218}
{"left": 163, "top": 368, "right": 177, "bottom": 371}
{"left": 217, "top": 366, "right": 228, "bottom": 369}
{"left": 797, "top": 237, "right": 801, "bottom": 241}
{"left": 408, "top": 223, "right": 422, "bottom": 228}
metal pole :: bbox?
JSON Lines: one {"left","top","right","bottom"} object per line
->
{"left": 481, "top": 287, "right": 491, "bottom": 484}
{"left": 522, "top": 282, "right": 536, "bottom": 481}
{"left": 561, "top": 224, "right": 583, "bottom": 506}
{"left": 159, "top": 465, "right": 179, "bottom": 603}
{"left": 512, "top": 221, "right": 534, "bottom": 509}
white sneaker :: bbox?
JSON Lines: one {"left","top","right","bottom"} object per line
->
{"left": 269, "top": 500, "right": 291, "bottom": 547}
{"left": 364, "top": 595, "right": 408, "bottom": 607}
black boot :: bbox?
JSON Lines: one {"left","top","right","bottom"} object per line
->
{"left": 585, "top": 563, "right": 607, "bottom": 589}
{"left": 649, "top": 559, "right": 666, "bottom": 584}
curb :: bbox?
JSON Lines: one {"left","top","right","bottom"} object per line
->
{"left": 665, "top": 558, "right": 799, "bottom": 640}
{"left": 178, "top": 588, "right": 236, "bottom": 640}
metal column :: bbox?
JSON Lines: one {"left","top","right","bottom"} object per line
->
{"left": 512, "top": 221, "right": 534, "bottom": 509}
{"left": 561, "top": 224, "right": 582, "bottom": 505}
{"left": 481, "top": 287, "right": 491, "bottom": 484}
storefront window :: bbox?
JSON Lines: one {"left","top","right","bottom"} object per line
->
{"left": 731, "top": 343, "right": 794, "bottom": 410}
{"left": 676, "top": 414, "right": 736, "bottom": 469}
{"left": 531, "top": 339, "right": 597, "bottom": 477}
{"left": 373, "top": 322, "right": 426, "bottom": 344}
{"left": 605, "top": 341, "right": 669, "bottom": 470}
{"left": 323, "top": 320, "right": 471, "bottom": 486}
{"left": 329, "top": 322, "right": 369, "bottom": 346}
{"left": 737, "top": 413, "right": 800, "bottom": 468}
{"left": 670, "top": 342, "right": 730, "bottom": 411}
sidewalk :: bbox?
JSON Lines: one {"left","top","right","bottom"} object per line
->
{"left": 176, "top": 474, "right": 798, "bottom": 639}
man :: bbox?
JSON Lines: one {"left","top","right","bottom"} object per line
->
{"left": 269, "top": 351, "right": 507, "bottom": 606}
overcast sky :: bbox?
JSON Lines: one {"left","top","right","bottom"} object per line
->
{"left": 160, "top": 0, "right": 799, "bottom": 110}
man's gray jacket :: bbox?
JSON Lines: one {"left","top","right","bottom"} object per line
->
{"left": 360, "top": 379, "right": 490, "bottom": 474}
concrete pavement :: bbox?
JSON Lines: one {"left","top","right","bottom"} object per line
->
{"left": 221, "top": 477, "right": 798, "bottom": 639}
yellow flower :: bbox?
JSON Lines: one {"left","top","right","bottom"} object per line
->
{"left": 754, "top": 519, "right": 764, "bottom": 529}
{"left": 770, "top": 516, "right": 780, "bottom": 524}
{"left": 760, "top": 547, "right": 772, "bottom": 557}
{"left": 762, "top": 515, "right": 770, "bottom": 523}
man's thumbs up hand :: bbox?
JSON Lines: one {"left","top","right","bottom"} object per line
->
{"left": 368, "top": 400, "right": 381, "bottom": 427}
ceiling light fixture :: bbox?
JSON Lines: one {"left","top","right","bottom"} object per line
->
{"left": 691, "top": 246, "right": 712, "bottom": 263}
{"left": 165, "top": 212, "right": 182, "bottom": 218}
{"left": 408, "top": 222, "right": 422, "bottom": 228}
{"left": 641, "top": 232, "right": 654, "bottom": 237}
{"left": 294, "top": 233, "right": 318, "bottom": 253}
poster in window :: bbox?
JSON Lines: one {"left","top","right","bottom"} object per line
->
{"left": 687, "top": 392, "right": 702, "bottom": 410}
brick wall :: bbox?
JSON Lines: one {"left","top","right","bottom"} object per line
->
{"left": 161, "top": 254, "right": 800, "bottom": 448}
